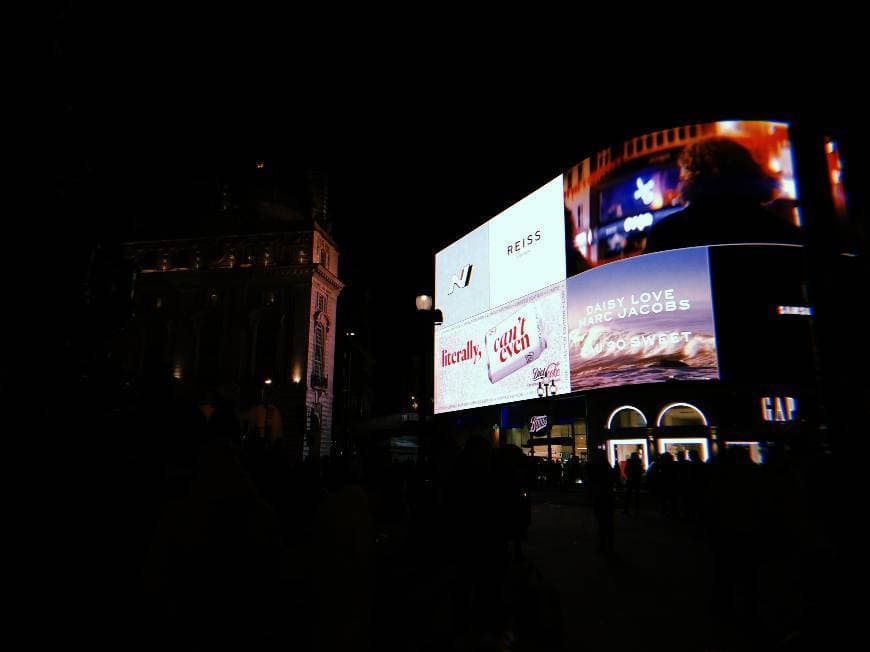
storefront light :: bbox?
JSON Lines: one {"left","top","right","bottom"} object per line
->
{"left": 656, "top": 402, "right": 708, "bottom": 427}
{"left": 606, "top": 405, "right": 648, "bottom": 429}
{"left": 657, "top": 437, "right": 710, "bottom": 462}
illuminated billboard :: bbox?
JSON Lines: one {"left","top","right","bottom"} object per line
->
{"left": 564, "top": 120, "right": 801, "bottom": 274}
{"left": 435, "top": 175, "right": 565, "bottom": 328}
{"left": 434, "top": 247, "right": 719, "bottom": 413}
{"left": 566, "top": 247, "right": 718, "bottom": 392}
{"left": 434, "top": 120, "right": 804, "bottom": 414}
{"left": 434, "top": 281, "right": 570, "bottom": 414}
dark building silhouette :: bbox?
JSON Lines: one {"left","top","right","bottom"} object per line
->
{"left": 114, "top": 168, "right": 344, "bottom": 459}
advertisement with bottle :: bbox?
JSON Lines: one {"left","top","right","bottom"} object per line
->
{"left": 434, "top": 281, "right": 570, "bottom": 414}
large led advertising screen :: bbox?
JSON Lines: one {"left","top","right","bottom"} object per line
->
{"left": 435, "top": 175, "right": 565, "bottom": 328}
{"left": 566, "top": 247, "right": 718, "bottom": 392}
{"left": 564, "top": 120, "right": 801, "bottom": 274}
{"left": 434, "top": 120, "right": 803, "bottom": 414}
{"left": 434, "top": 281, "right": 570, "bottom": 414}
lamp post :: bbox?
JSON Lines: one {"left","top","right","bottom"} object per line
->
{"left": 415, "top": 294, "right": 433, "bottom": 311}
{"left": 343, "top": 330, "right": 355, "bottom": 456}
{"left": 415, "top": 295, "right": 443, "bottom": 416}
{"left": 260, "top": 378, "right": 272, "bottom": 441}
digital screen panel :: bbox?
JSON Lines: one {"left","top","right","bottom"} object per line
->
{"left": 435, "top": 175, "right": 564, "bottom": 328}
{"left": 564, "top": 120, "right": 801, "bottom": 275}
{"left": 598, "top": 164, "right": 682, "bottom": 226}
{"left": 434, "top": 281, "right": 570, "bottom": 414}
{"left": 434, "top": 120, "right": 806, "bottom": 414}
{"left": 566, "top": 247, "right": 718, "bottom": 392}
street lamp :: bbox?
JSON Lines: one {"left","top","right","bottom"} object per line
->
{"left": 413, "top": 294, "right": 444, "bottom": 425}
{"left": 343, "top": 330, "right": 356, "bottom": 456}
{"left": 416, "top": 293, "right": 443, "bottom": 325}
{"left": 415, "top": 294, "right": 433, "bottom": 311}
{"left": 257, "top": 378, "right": 274, "bottom": 441}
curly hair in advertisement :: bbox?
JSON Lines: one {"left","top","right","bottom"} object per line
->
{"left": 678, "top": 138, "right": 778, "bottom": 206}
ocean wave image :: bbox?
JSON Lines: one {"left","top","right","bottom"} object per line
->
{"left": 569, "top": 324, "right": 718, "bottom": 391}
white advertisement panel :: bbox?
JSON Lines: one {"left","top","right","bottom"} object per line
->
{"left": 434, "top": 281, "right": 570, "bottom": 414}
{"left": 434, "top": 222, "right": 490, "bottom": 328}
{"left": 435, "top": 174, "right": 565, "bottom": 328}
{"left": 488, "top": 175, "right": 566, "bottom": 307}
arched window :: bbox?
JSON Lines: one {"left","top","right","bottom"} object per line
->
{"left": 606, "top": 405, "right": 648, "bottom": 429}
{"left": 656, "top": 402, "right": 708, "bottom": 427}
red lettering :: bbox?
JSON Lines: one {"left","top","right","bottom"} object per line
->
{"left": 498, "top": 333, "right": 530, "bottom": 362}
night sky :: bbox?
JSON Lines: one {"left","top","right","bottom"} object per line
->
{"left": 53, "top": 9, "right": 868, "bottom": 413}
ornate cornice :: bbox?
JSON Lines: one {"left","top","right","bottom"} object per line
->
{"left": 313, "top": 264, "right": 345, "bottom": 292}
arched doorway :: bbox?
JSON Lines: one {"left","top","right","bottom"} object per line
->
{"left": 606, "top": 405, "right": 650, "bottom": 473}
{"left": 656, "top": 402, "right": 710, "bottom": 461}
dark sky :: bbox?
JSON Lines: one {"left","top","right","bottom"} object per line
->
{"left": 53, "top": 9, "right": 868, "bottom": 413}
{"left": 56, "top": 91, "right": 864, "bottom": 301}
{"left": 53, "top": 6, "right": 866, "bottom": 265}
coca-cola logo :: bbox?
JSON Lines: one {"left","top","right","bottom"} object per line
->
{"left": 532, "top": 361, "right": 560, "bottom": 381}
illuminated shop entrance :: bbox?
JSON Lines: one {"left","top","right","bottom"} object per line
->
{"left": 527, "top": 421, "right": 587, "bottom": 461}
{"left": 605, "top": 405, "right": 650, "bottom": 475}
{"left": 655, "top": 402, "right": 711, "bottom": 461}
{"left": 657, "top": 438, "right": 710, "bottom": 462}
{"left": 503, "top": 399, "right": 588, "bottom": 462}
{"left": 607, "top": 439, "right": 649, "bottom": 475}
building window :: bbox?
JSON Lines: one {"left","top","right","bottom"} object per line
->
{"left": 656, "top": 402, "right": 708, "bottom": 427}
{"left": 316, "top": 292, "right": 326, "bottom": 314}
{"left": 320, "top": 247, "right": 328, "bottom": 268}
{"left": 313, "top": 322, "right": 325, "bottom": 385}
{"left": 606, "top": 405, "right": 648, "bottom": 429}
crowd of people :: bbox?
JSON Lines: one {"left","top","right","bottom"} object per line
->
{"left": 77, "top": 371, "right": 544, "bottom": 650}
{"left": 71, "top": 368, "right": 849, "bottom": 651}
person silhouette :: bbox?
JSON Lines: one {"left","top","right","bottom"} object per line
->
{"left": 644, "top": 138, "right": 804, "bottom": 254}
{"left": 623, "top": 451, "right": 643, "bottom": 515}
{"left": 586, "top": 449, "right": 617, "bottom": 553}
